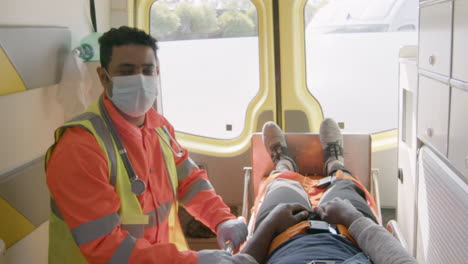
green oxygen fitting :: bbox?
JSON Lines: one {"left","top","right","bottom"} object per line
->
{"left": 76, "top": 32, "right": 102, "bottom": 61}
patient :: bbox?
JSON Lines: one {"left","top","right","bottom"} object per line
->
{"left": 239, "top": 118, "right": 417, "bottom": 264}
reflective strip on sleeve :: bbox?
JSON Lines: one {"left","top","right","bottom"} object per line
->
{"left": 68, "top": 112, "right": 118, "bottom": 187}
{"left": 108, "top": 233, "right": 136, "bottom": 264}
{"left": 180, "top": 178, "right": 214, "bottom": 205}
{"left": 70, "top": 213, "right": 120, "bottom": 246}
{"left": 176, "top": 158, "right": 198, "bottom": 181}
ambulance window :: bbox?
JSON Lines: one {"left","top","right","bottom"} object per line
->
{"left": 304, "top": 0, "right": 418, "bottom": 133}
{"left": 150, "top": 0, "right": 259, "bottom": 139}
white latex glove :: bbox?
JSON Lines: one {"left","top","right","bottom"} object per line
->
{"left": 216, "top": 217, "right": 248, "bottom": 251}
{"left": 197, "top": 250, "right": 232, "bottom": 264}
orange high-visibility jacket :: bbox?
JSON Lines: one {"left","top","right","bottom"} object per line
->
{"left": 46, "top": 95, "right": 235, "bottom": 263}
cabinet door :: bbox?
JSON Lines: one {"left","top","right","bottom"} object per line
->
{"left": 417, "top": 146, "right": 468, "bottom": 264}
{"left": 452, "top": 0, "right": 468, "bottom": 82}
{"left": 417, "top": 75, "right": 450, "bottom": 156}
{"left": 448, "top": 86, "right": 468, "bottom": 176}
{"left": 419, "top": 1, "right": 453, "bottom": 76}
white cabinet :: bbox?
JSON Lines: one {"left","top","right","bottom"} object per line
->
{"left": 417, "top": 74, "right": 450, "bottom": 156}
{"left": 448, "top": 86, "right": 468, "bottom": 176}
{"left": 404, "top": 2, "right": 468, "bottom": 262}
{"left": 452, "top": 0, "right": 468, "bottom": 82}
{"left": 419, "top": 1, "right": 453, "bottom": 76}
{"left": 397, "top": 53, "right": 418, "bottom": 253}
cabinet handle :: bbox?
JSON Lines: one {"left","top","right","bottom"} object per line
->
{"left": 398, "top": 168, "right": 404, "bottom": 184}
{"left": 426, "top": 128, "right": 434, "bottom": 138}
{"left": 429, "top": 55, "right": 436, "bottom": 65}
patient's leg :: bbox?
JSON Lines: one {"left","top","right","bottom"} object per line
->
{"left": 319, "top": 177, "right": 377, "bottom": 223}
{"left": 319, "top": 118, "right": 377, "bottom": 223}
{"left": 254, "top": 178, "right": 312, "bottom": 229}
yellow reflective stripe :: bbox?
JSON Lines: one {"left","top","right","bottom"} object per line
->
{"left": 156, "top": 126, "right": 179, "bottom": 196}
{"left": 176, "top": 158, "right": 198, "bottom": 182}
{"left": 108, "top": 234, "right": 136, "bottom": 264}
{"left": 155, "top": 126, "right": 189, "bottom": 249}
{"left": 168, "top": 202, "right": 189, "bottom": 251}
{"left": 180, "top": 178, "right": 214, "bottom": 205}
{"left": 71, "top": 213, "right": 120, "bottom": 246}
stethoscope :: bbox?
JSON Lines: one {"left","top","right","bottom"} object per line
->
{"left": 99, "top": 98, "right": 184, "bottom": 195}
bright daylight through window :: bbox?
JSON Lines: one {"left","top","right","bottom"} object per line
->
{"left": 305, "top": 0, "right": 418, "bottom": 133}
{"left": 150, "top": 0, "right": 259, "bottom": 139}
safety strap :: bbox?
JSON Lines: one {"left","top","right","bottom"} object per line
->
{"left": 268, "top": 221, "right": 310, "bottom": 254}
{"left": 268, "top": 221, "right": 351, "bottom": 255}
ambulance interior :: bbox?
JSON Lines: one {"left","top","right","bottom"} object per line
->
{"left": 1, "top": 0, "right": 467, "bottom": 263}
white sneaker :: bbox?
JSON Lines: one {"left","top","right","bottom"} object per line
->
{"left": 319, "top": 118, "right": 344, "bottom": 175}
{"left": 262, "top": 121, "right": 298, "bottom": 172}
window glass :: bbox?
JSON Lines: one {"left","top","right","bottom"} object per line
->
{"left": 150, "top": 0, "right": 259, "bottom": 139}
{"left": 305, "top": 0, "right": 418, "bottom": 133}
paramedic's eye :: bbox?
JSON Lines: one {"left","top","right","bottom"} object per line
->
{"left": 143, "top": 69, "right": 155, "bottom": 76}
{"left": 119, "top": 70, "right": 134, "bottom": 76}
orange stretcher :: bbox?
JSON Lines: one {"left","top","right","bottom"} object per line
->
{"left": 240, "top": 133, "right": 383, "bottom": 252}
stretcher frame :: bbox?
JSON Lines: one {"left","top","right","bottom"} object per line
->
{"left": 240, "top": 133, "right": 410, "bottom": 249}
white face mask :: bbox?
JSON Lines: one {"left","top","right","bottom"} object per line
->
{"left": 105, "top": 72, "right": 159, "bottom": 117}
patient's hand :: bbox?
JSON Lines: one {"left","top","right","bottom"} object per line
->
{"left": 314, "top": 198, "right": 364, "bottom": 227}
{"left": 264, "top": 203, "right": 309, "bottom": 236}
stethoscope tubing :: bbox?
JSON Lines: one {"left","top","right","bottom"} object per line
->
{"left": 99, "top": 98, "right": 183, "bottom": 195}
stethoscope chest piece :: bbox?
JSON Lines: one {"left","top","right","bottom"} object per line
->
{"left": 131, "top": 178, "right": 146, "bottom": 195}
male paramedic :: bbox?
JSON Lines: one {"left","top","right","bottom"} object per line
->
{"left": 46, "top": 26, "right": 250, "bottom": 263}
{"left": 237, "top": 119, "right": 417, "bottom": 264}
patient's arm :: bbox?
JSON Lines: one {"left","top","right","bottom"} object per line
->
{"left": 315, "top": 198, "right": 417, "bottom": 264}
{"left": 241, "top": 203, "right": 309, "bottom": 264}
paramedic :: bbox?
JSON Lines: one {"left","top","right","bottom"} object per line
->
{"left": 46, "top": 26, "right": 249, "bottom": 263}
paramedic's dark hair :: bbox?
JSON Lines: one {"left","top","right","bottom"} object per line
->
{"left": 99, "top": 26, "right": 158, "bottom": 70}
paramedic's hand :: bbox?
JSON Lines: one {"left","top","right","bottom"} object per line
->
{"left": 265, "top": 203, "right": 309, "bottom": 236}
{"left": 216, "top": 218, "right": 248, "bottom": 251}
{"left": 314, "top": 198, "right": 364, "bottom": 227}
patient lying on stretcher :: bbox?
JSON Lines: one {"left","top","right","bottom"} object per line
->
{"left": 237, "top": 119, "right": 417, "bottom": 264}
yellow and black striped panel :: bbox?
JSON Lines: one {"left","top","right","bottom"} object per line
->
{"left": 0, "top": 46, "right": 26, "bottom": 96}
{"left": 0, "top": 156, "right": 50, "bottom": 249}
{"left": 0, "top": 196, "right": 35, "bottom": 248}
{"left": 0, "top": 26, "right": 71, "bottom": 94}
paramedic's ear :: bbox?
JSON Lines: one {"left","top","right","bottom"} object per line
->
{"left": 96, "top": 67, "right": 109, "bottom": 85}
{"left": 97, "top": 67, "right": 113, "bottom": 96}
